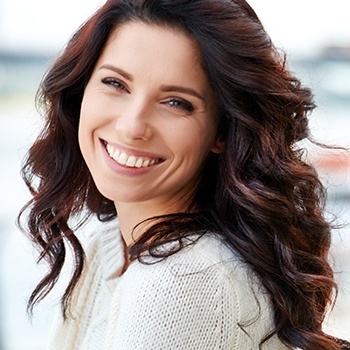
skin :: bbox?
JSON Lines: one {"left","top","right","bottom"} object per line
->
{"left": 79, "top": 21, "right": 222, "bottom": 247}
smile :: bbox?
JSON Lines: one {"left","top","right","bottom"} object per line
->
{"left": 105, "top": 142, "right": 162, "bottom": 168}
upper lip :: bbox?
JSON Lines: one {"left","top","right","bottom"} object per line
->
{"left": 101, "top": 139, "right": 165, "bottom": 160}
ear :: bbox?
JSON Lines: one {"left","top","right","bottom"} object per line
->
{"left": 211, "top": 139, "right": 225, "bottom": 154}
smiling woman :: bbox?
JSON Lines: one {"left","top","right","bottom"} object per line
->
{"left": 17, "top": 1, "right": 350, "bottom": 349}
{"left": 79, "top": 22, "right": 221, "bottom": 242}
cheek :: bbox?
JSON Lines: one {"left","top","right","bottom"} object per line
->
{"left": 183, "top": 120, "right": 218, "bottom": 154}
{"left": 78, "top": 98, "right": 95, "bottom": 159}
{"left": 79, "top": 89, "right": 101, "bottom": 137}
{"left": 78, "top": 122, "right": 89, "bottom": 170}
{"left": 170, "top": 121, "right": 218, "bottom": 172}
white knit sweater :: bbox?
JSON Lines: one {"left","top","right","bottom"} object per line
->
{"left": 47, "top": 217, "right": 290, "bottom": 349}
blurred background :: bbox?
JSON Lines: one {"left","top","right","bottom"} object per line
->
{"left": 0, "top": 0, "right": 349, "bottom": 348}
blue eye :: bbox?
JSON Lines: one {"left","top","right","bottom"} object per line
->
{"left": 167, "top": 98, "right": 194, "bottom": 113}
{"left": 101, "top": 78, "right": 128, "bottom": 92}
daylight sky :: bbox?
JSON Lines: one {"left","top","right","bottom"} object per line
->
{"left": 0, "top": 0, "right": 349, "bottom": 57}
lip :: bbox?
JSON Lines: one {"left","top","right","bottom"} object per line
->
{"left": 102, "top": 139, "right": 165, "bottom": 160}
{"left": 99, "top": 139, "right": 165, "bottom": 175}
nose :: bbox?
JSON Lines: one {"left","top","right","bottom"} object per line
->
{"left": 114, "top": 99, "right": 153, "bottom": 141}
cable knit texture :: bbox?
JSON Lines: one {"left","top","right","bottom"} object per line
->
{"left": 47, "top": 217, "right": 290, "bottom": 349}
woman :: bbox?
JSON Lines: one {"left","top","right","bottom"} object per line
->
{"left": 18, "top": 0, "right": 350, "bottom": 349}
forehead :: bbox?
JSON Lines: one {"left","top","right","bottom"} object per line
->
{"left": 105, "top": 20, "right": 198, "bottom": 55}
{"left": 96, "top": 21, "right": 206, "bottom": 83}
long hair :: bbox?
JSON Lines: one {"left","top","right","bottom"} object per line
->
{"left": 18, "top": 0, "right": 349, "bottom": 349}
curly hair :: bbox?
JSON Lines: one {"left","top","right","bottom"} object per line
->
{"left": 18, "top": 0, "right": 350, "bottom": 349}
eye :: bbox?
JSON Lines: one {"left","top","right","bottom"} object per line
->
{"left": 101, "top": 78, "right": 128, "bottom": 92}
{"left": 164, "top": 98, "right": 194, "bottom": 113}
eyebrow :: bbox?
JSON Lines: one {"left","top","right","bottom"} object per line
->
{"left": 160, "top": 85, "right": 204, "bottom": 101}
{"left": 99, "top": 64, "right": 204, "bottom": 101}
{"left": 99, "top": 64, "right": 133, "bottom": 82}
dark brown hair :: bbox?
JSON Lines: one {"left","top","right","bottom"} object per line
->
{"left": 18, "top": 0, "right": 350, "bottom": 349}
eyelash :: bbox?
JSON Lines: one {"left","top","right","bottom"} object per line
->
{"left": 101, "top": 78, "right": 194, "bottom": 113}
{"left": 164, "top": 98, "right": 194, "bottom": 113}
{"left": 101, "top": 78, "right": 128, "bottom": 92}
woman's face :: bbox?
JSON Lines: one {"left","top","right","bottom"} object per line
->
{"left": 79, "top": 21, "right": 221, "bottom": 213}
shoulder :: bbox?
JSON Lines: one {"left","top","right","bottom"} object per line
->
{"left": 119, "top": 233, "right": 261, "bottom": 302}
{"left": 121, "top": 233, "right": 244, "bottom": 288}
{"left": 108, "top": 234, "right": 242, "bottom": 348}
{"left": 109, "top": 234, "right": 283, "bottom": 349}
{"left": 125, "top": 233, "right": 256, "bottom": 294}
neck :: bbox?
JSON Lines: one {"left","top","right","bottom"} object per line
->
{"left": 115, "top": 197, "right": 194, "bottom": 247}
{"left": 116, "top": 203, "right": 151, "bottom": 247}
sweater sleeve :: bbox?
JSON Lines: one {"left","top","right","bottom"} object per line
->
{"left": 106, "top": 245, "right": 242, "bottom": 350}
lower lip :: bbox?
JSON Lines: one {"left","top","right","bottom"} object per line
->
{"left": 100, "top": 140, "right": 162, "bottom": 176}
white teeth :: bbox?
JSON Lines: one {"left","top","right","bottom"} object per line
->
{"left": 112, "top": 149, "right": 120, "bottom": 161}
{"left": 142, "top": 159, "right": 150, "bottom": 167}
{"left": 106, "top": 143, "right": 114, "bottom": 155}
{"left": 126, "top": 155, "right": 136, "bottom": 167}
{"left": 135, "top": 158, "right": 143, "bottom": 168}
{"left": 105, "top": 143, "right": 159, "bottom": 168}
{"left": 118, "top": 152, "right": 128, "bottom": 165}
